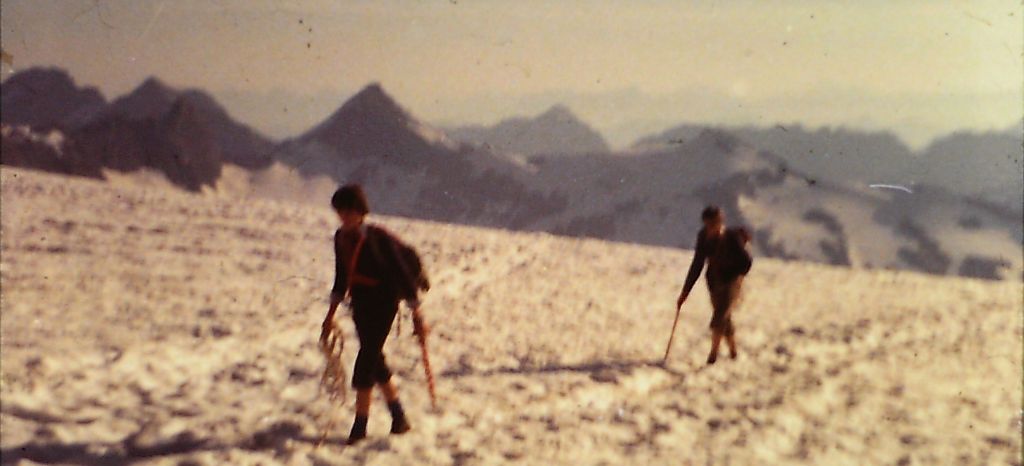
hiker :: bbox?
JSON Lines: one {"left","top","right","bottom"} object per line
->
{"left": 676, "top": 206, "right": 752, "bottom": 365}
{"left": 320, "top": 184, "right": 430, "bottom": 445}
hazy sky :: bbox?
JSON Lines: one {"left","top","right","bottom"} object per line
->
{"left": 1, "top": 0, "right": 1021, "bottom": 148}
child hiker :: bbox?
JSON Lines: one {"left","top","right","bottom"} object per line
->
{"left": 320, "top": 184, "right": 430, "bottom": 445}
{"left": 676, "top": 206, "right": 753, "bottom": 365}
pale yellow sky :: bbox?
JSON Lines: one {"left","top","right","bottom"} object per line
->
{"left": 1, "top": 0, "right": 1021, "bottom": 147}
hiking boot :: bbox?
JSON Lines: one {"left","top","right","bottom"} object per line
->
{"left": 346, "top": 432, "right": 366, "bottom": 446}
{"left": 388, "top": 400, "right": 411, "bottom": 434}
{"left": 391, "top": 416, "right": 412, "bottom": 434}
{"left": 346, "top": 415, "right": 368, "bottom": 445}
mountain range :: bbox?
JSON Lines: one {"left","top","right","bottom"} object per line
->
{"left": 636, "top": 122, "right": 1023, "bottom": 210}
{"left": 2, "top": 67, "right": 1021, "bottom": 280}
{"left": 267, "top": 83, "right": 565, "bottom": 227}
{"left": 2, "top": 68, "right": 273, "bottom": 190}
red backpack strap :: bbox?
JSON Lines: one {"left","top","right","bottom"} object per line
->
{"left": 345, "top": 231, "right": 368, "bottom": 290}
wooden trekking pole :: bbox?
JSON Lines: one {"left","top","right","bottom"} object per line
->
{"left": 663, "top": 303, "right": 683, "bottom": 363}
{"left": 413, "top": 308, "right": 438, "bottom": 409}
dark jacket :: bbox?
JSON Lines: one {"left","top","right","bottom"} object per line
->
{"left": 681, "top": 226, "right": 752, "bottom": 297}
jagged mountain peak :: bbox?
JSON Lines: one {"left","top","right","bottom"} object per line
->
{"left": 536, "top": 104, "right": 577, "bottom": 121}
{"left": 134, "top": 76, "right": 176, "bottom": 97}
{"left": 107, "top": 77, "right": 181, "bottom": 121}
{"left": 444, "top": 103, "right": 610, "bottom": 156}
{"left": 348, "top": 82, "right": 393, "bottom": 105}
{"left": 1, "top": 67, "right": 106, "bottom": 131}
{"left": 3, "top": 67, "right": 77, "bottom": 89}
{"left": 321, "top": 82, "right": 411, "bottom": 127}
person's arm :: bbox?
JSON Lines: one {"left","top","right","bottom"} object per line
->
{"left": 411, "top": 305, "right": 429, "bottom": 337}
{"left": 321, "top": 299, "right": 341, "bottom": 344}
{"left": 322, "top": 230, "right": 346, "bottom": 343}
{"left": 677, "top": 231, "right": 707, "bottom": 307}
{"left": 330, "top": 230, "right": 349, "bottom": 303}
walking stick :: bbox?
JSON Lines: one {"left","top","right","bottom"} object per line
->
{"left": 413, "top": 308, "right": 438, "bottom": 409}
{"left": 663, "top": 303, "right": 683, "bottom": 363}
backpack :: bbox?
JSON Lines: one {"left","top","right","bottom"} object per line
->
{"left": 364, "top": 226, "right": 430, "bottom": 298}
{"left": 721, "top": 227, "right": 753, "bottom": 277}
{"left": 392, "top": 236, "right": 431, "bottom": 292}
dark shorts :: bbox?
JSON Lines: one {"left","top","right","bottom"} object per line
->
{"left": 350, "top": 288, "right": 399, "bottom": 389}
{"left": 708, "top": 278, "right": 743, "bottom": 337}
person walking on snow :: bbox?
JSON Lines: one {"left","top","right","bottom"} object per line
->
{"left": 676, "top": 206, "right": 753, "bottom": 365}
{"left": 320, "top": 184, "right": 430, "bottom": 445}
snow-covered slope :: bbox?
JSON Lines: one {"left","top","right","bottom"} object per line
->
{"left": 1, "top": 167, "right": 1020, "bottom": 465}
{"left": 524, "top": 130, "right": 1023, "bottom": 280}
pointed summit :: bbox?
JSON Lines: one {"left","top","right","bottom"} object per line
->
{"left": 301, "top": 83, "right": 414, "bottom": 147}
{"left": 293, "top": 82, "right": 458, "bottom": 163}
{"left": 135, "top": 77, "right": 176, "bottom": 98}
{"left": 346, "top": 83, "right": 404, "bottom": 113}
{"left": 108, "top": 77, "right": 180, "bottom": 120}
{"left": 445, "top": 104, "right": 610, "bottom": 156}
{"left": 272, "top": 84, "right": 554, "bottom": 228}
{"left": 536, "top": 104, "right": 577, "bottom": 122}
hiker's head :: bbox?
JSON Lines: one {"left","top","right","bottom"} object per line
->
{"left": 332, "top": 184, "right": 369, "bottom": 229}
{"left": 701, "top": 205, "right": 724, "bottom": 231}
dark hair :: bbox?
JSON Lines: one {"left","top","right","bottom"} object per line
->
{"left": 701, "top": 205, "right": 723, "bottom": 221}
{"left": 331, "top": 184, "right": 370, "bottom": 214}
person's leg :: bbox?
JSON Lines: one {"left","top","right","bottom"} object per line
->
{"left": 368, "top": 297, "right": 407, "bottom": 434}
{"left": 347, "top": 388, "right": 372, "bottom": 444}
{"left": 722, "top": 306, "right": 737, "bottom": 359}
{"left": 708, "top": 285, "right": 727, "bottom": 365}
{"left": 373, "top": 339, "right": 410, "bottom": 434}
{"left": 708, "top": 329, "right": 722, "bottom": 364}
{"left": 348, "top": 305, "right": 387, "bottom": 445}
{"left": 347, "top": 342, "right": 377, "bottom": 445}
{"left": 724, "top": 280, "right": 741, "bottom": 359}
{"left": 379, "top": 380, "right": 411, "bottom": 434}
{"left": 380, "top": 379, "right": 399, "bottom": 401}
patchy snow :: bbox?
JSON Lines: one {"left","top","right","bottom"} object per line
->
{"left": 2, "top": 167, "right": 1020, "bottom": 465}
